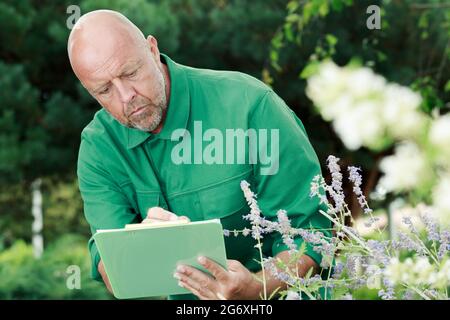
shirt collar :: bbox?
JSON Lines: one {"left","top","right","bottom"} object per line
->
{"left": 127, "top": 53, "right": 190, "bottom": 149}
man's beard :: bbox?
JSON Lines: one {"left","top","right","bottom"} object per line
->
{"left": 126, "top": 98, "right": 166, "bottom": 132}
{"left": 124, "top": 71, "right": 167, "bottom": 132}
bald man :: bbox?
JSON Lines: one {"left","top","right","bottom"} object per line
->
{"left": 69, "top": 10, "right": 331, "bottom": 300}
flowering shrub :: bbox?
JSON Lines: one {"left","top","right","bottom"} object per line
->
{"left": 226, "top": 156, "right": 449, "bottom": 300}
{"left": 305, "top": 60, "right": 450, "bottom": 227}
{"left": 223, "top": 61, "right": 449, "bottom": 299}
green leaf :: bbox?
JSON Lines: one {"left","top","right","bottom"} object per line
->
{"left": 319, "top": 2, "right": 329, "bottom": 17}
{"left": 286, "top": 13, "right": 300, "bottom": 23}
{"left": 445, "top": 80, "right": 450, "bottom": 92}
{"left": 286, "top": 0, "right": 299, "bottom": 14}
{"left": 300, "top": 61, "right": 320, "bottom": 79}
{"left": 325, "top": 34, "right": 338, "bottom": 47}
{"left": 304, "top": 266, "right": 314, "bottom": 280}
{"left": 284, "top": 23, "right": 295, "bottom": 42}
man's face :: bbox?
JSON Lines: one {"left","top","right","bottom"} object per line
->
{"left": 77, "top": 39, "right": 167, "bottom": 132}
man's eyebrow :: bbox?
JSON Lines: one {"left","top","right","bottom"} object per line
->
{"left": 92, "top": 82, "right": 109, "bottom": 94}
{"left": 91, "top": 60, "right": 143, "bottom": 94}
{"left": 119, "top": 60, "right": 143, "bottom": 76}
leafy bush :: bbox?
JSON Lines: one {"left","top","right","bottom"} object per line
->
{"left": 0, "top": 235, "right": 111, "bottom": 299}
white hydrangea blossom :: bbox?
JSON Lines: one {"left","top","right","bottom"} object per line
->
{"left": 377, "top": 142, "right": 431, "bottom": 193}
{"left": 382, "top": 84, "right": 426, "bottom": 140}
{"left": 306, "top": 61, "right": 425, "bottom": 151}
{"left": 432, "top": 174, "right": 450, "bottom": 226}
{"left": 385, "top": 257, "right": 450, "bottom": 289}
{"left": 332, "top": 101, "right": 384, "bottom": 150}
{"left": 429, "top": 114, "right": 450, "bottom": 164}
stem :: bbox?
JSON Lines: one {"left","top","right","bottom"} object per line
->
{"left": 320, "top": 210, "right": 370, "bottom": 251}
{"left": 324, "top": 263, "right": 333, "bottom": 300}
{"left": 304, "top": 290, "right": 316, "bottom": 300}
{"left": 410, "top": 232, "right": 440, "bottom": 265}
{"left": 401, "top": 283, "right": 431, "bottom": 300}
{"left": 256, "top": 235, "right": 268, "bottom": 300}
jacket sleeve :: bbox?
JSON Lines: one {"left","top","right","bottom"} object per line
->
{"left": 77, "top": 134, "right": 140, "bottom": 281}
{"left": 249, "top": 90, "right": 331, "bottom": 266}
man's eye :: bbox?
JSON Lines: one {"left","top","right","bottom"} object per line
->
{"left": 98, "top": 87, "right": 110, "bottom": 95}
{"left": 126, "top": 70, "right": 137, "bottom": 78}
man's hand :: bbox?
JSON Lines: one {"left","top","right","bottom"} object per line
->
{"left": 98, "top": 259, "right": 113, "bottom": 294}
{"left": 174, "top": 257, "right": 263, "bottom": 300}
{"left": 174, "top": 252, "right": 319, "bottom": 300}
{"left": 98, "top": 206, "right": 189, "bottom": 295}
{"left": 143, "top": 206, "right": 190, "bottom": 224}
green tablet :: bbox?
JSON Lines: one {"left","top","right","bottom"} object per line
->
{"left": 93, "top": 219, "right": 227, "bottom": 299}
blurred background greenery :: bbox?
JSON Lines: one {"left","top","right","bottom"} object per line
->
{"left": 0, "top": 0, "right": 448, "bottom": 299}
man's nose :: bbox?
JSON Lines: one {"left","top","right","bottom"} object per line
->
{"left": 113, "top": 79, "right": 136, "bottom": 105}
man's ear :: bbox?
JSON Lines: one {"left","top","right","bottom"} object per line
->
{"left": 146, "top": 35, "right": 160, "bottom": 61}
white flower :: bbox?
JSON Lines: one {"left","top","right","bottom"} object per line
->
{"left": 377, "top": 142, "right": 430, "bottom": 193}
{"left": 432, "top": 174, "right": 450, "bottom": 226}
{"left": 384, "top": 257, "right": 405, "bottom": 283}
{"left": 332, "top": 101, "right": 384, "bottom": 150}
{"left": 382, "top": 84, "right": 425, "bottom": 140}
{"left": 347, "top": 67, "right": 386, "bottom": 100}
{"left": 306, "top": 61, "right": 343, "bottom": 110}
{"left": 412, "top": 257, "right": 434, "bottom": 284}
{"left": 429, "top": 114, "right": 450, "bottom": 163}
{"left": 306, "top": 60, "right": 428, "bottom": 151}
{"left": 385, "top": 257, "right": 449, "bottom": 289}
{"left": 285, "top": 290, "right": 301, "bottom": 300}
{"left": 320, "top": 94, "right": 354, "bottom": 121}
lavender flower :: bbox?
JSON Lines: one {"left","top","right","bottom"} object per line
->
{"left": 378, "top": 278, "right": 395, "bottom": 300}
{"left": 326, "top": 158, "right": 346, "bottom": 212}
{"left": 310, "top": 175, "right": 329, "bottom": 205}
{"left": 346, "top": 255, "right": 360, "bottom": 277}
{"left": 310, "top": 176, "right": 321, "bottom": 198}
{"left": 239, "top": 157, "right": 449, "bottom": 300}
{"left": 241, "top": 180, "right": 265, "bottom": 240}
{"left": 438, "top": 230, "right": 450, "bottom": 260}
{"left": 302, "top": 274, "right": 322, "bottom": 286}
{"left": 347, "top": 166, "right": 373, "bottom": 215}
{"left": 312, "top": 242, "right": 334, "bottom": 266}
{"left": 342, "top": 225, "right": 361, "bottom": 238}
{"left": 295, "top": 229, "right": 324, "bottom": 245}
{"left": 263, "top": 258, "right": 296, "bottom": 286}
{"left": 351, "top": 278, "right": 367, "bottom": 290}
{"left": 332, "top": 262, "right": 345, "bottom": 279}
{"left": 419, "top": 212, "right": 440, "bottom": 242}
{"left": 364, "top": 216, "right": 380, "bottom": 228}
{"left": 276, "top": 209, "right": 291, "bottom": 234}
{"left": 242, "top": 228, "right": 250, "bottom": 237}
{"left": 392, "top": 232, "right": 425, "bottom": 255}
{"left": 276, "top": 209, "right": 297, "bottom": 252}
{"left": 402, "top": 290, "right": 414, "bottom": 300}
{"left": 402, "top": 216, "right": 418, "bottom": 235}
{"left": 366, "top": 240, "right": 389, "bottom": 265}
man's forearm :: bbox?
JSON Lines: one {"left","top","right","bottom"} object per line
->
{"left": 250, "top": 252, "right": 319, "bottom": 299}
